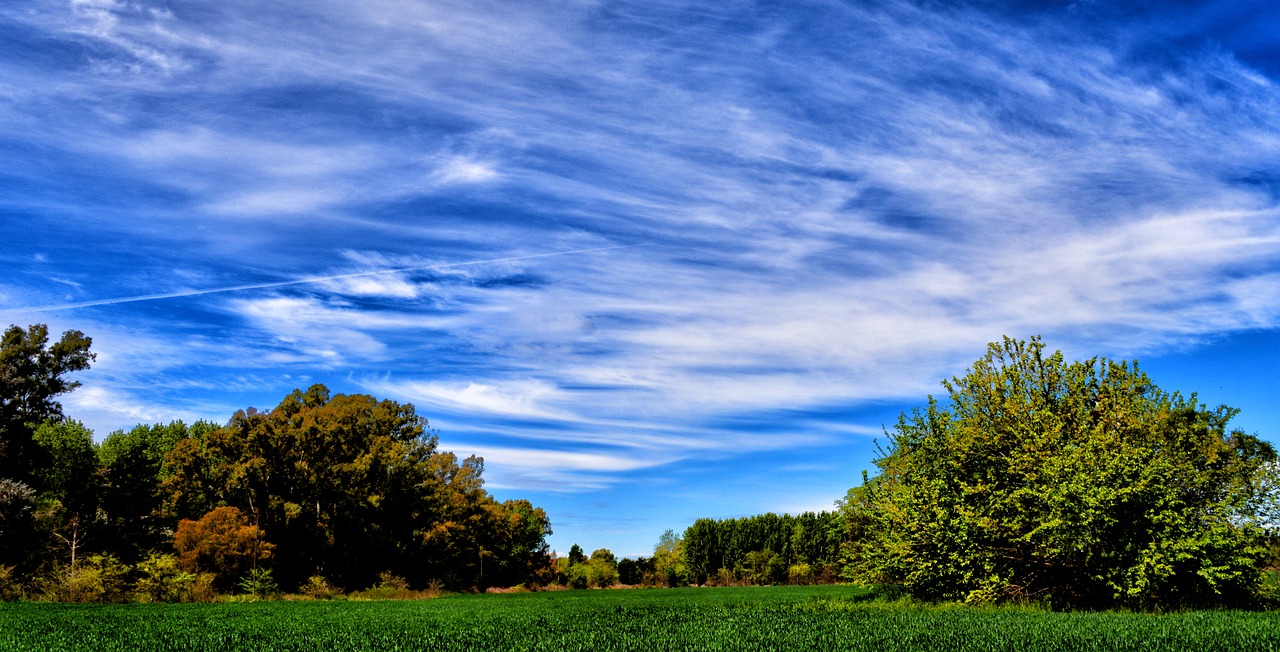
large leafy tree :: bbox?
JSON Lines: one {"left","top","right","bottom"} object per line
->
{"left": 0, "top": 324, "right": 94, "bottom": 485}
{"left": 841, "top": 336, "right": 1279, "bottom": 609}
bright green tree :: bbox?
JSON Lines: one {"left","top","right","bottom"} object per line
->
{"left": 585, "top": 548, "right": 619, "bottom": 587}
{"left": 652, "top": 529, "right": 687, "bottom": 587}
{"left": 32, "top": 419, "right": 101, "bottom": 567}
{"left": 841, "top": 336, "right": 1279, "bottom": 609}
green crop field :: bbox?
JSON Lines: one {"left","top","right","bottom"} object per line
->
{"left": 1, "top": 586, "right": 1279, "bottom": 651}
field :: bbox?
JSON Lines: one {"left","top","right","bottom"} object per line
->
{"left": 2, "top": 586, "right": 1279, "bottom": 651}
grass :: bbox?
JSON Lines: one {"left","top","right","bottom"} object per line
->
{"left": 1, "top": 585, "right": 1279, "bottom": 651}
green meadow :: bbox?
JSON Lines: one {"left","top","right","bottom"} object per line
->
{"left": 3, "top": 586, "right": 1279, "bottom": 652}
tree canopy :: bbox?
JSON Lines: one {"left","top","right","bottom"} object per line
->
{"left": 682, "top": 511, "right": 842, "bottom": 585}
{"left": 156, "top": 384, "right": 551, "bottom": 591}
{"left": 0, "top": 322, "right": 555, "bottom": 598}
{"left": 840, "top": 336, "right": 1279, "bottom": 609}
{"left": 0, "top": 324, "right": 93, "bottom": 485}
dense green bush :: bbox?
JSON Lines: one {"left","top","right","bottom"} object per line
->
{"left": 842, "top": 336, "right": 1280, "bottom": 609}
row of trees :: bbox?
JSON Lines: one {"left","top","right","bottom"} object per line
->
{"left": 6, "top": 323, "right": 1278, "bottom": 608}
{"left": 549, "top": 516, "right": 842, "bottom": 591}
{"left": 682, "top": 512, "right": 842, "bottom": 585}
{"left": 552, "top": 530, "right": 688, "bottom": 589}
{"left": 0, "top": 324, "right": 553, "bottom": 599}
{"left": 647, "top": 337, "right": 1279, "bottom": 609}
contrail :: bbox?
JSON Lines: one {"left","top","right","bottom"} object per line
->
{"left": 8, "top": 243, "right": 652, "bottom": 313}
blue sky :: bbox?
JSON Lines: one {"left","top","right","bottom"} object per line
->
{"left": 2, "top": 0, "right": 1279, "bottom": 558}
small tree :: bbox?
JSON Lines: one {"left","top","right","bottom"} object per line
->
{"left": 652, "top": 529, "right": 687, "bottom": 587}
{"left": 237, "top": 567, "right": 279, "bottom": 601}
{"left": 841, "top": 336, "right": 1279, "bottom": 609}
{"left": 585, "top": 549, "right": 619, "bottom": 588}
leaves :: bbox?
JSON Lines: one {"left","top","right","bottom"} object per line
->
{"left": 158, "top": 384, "right": 551, "bottom": 591}
{"left": 0, "top": 324, "right": 94, "bottom": 486}
{"left": 842, "top": 336, "right": 1278, "bottom": 609}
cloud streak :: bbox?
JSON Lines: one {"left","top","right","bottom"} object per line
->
{"left": 7, "top": 243, "right": 653, "bottom": 313}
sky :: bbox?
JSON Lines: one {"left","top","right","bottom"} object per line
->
{"left": 2, "top": 0, "right": 1279, "bottom": 558}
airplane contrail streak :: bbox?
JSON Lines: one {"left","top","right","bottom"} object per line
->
{"left": 7, "top": 243, "right": 652, "bottom": 313}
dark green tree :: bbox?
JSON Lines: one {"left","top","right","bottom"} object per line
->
{"left": 840, "top": 336, "right": 1279, "bottom": 609}
{"left": 0, "top": 478, "right": 37, "bottom": 570}
{"left": 682, "top": 511, "right": 843, "bottom": 585}
{"left": 617, "top": 556, "right": 653, "bottom": 585}
{"left": 158, "top": 385, "right": 550, "bottom": 591}
{"left": 478, "top": 499, "right": 552, "bottom": 587}
{"left": 0, "top": 324, "right": 94, "bottom": 485}
{"left": 98, "top": 421, "right": 214, "bottom": 563}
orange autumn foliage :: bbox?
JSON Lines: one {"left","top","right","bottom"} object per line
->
{"left": 173, "top": 506, "right": 273, "bottom": 590}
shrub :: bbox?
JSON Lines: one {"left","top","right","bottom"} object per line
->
{"left": 40, "top": 554, "right": 129, "bottom": 603}
{"left": 0, "top": 565, "right": 24, "bottom": 601}
{"left": 301, "top": 575, "right": 340, "bottom": 600}
{"left": 842, "top": 336, "right": 1280, "bottom": 609}
{"left": 134, "top": 553, "right": 196, "bottom": 603}
{"left": 788, "top": 563, "right": 813, "bottom": 585}
{"left": 173, "top": 506, "right": 273, "bottom": 592}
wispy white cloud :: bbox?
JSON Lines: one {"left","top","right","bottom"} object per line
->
{"left": 432, "top": 156, "right": 500, "bottom": 186}
{"left": 380, "top": 379, "right": 574, "bottom": 421}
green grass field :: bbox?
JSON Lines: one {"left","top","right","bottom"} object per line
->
{"left": 2, "top": 586, "right": 1279, "bottom": 651}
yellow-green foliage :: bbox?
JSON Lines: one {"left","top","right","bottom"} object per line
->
{"left": 841, "top": 336, "right": 1279, "bottom": 610}
{"left": 38, "top": 555, "right": 129, "bottom": 603}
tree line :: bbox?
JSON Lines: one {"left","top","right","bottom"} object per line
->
{"left": 566, "top": 512, "right": 844, "bottom": 589}
{"left": 682, "top": 511, "right": 843, "bottom": 585}
{"left": 567, "top": 337, "right": 1280, "bottom": 609}
{"left": 0, "top": 324, "right": 551, "bottom": 600}
{"left": 4, "top": 323, "right": 1278, "bottom": 609}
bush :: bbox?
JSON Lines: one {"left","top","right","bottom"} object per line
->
{"left": 40, "top": 554, "right": 129, "bottom": 603}
{"left": 134, "top": 553, "right": 196, "bottom": 603}
{"left": 174, "top": 506, "right": 273, "bottom": 593}
{"left": 300, "top": 575, "right": 341, "bottom": 600}
{"left": 0, "top": 565, "right": 24, "bottom": 601}
{"left": 841, "top": 336, "right": 1280, "bottom": 609}
{"left": 349, "top": 573, "right": 440, "bottom": 600}
{"left": 788, "top": 563, "right": 813, "bottom": 585}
